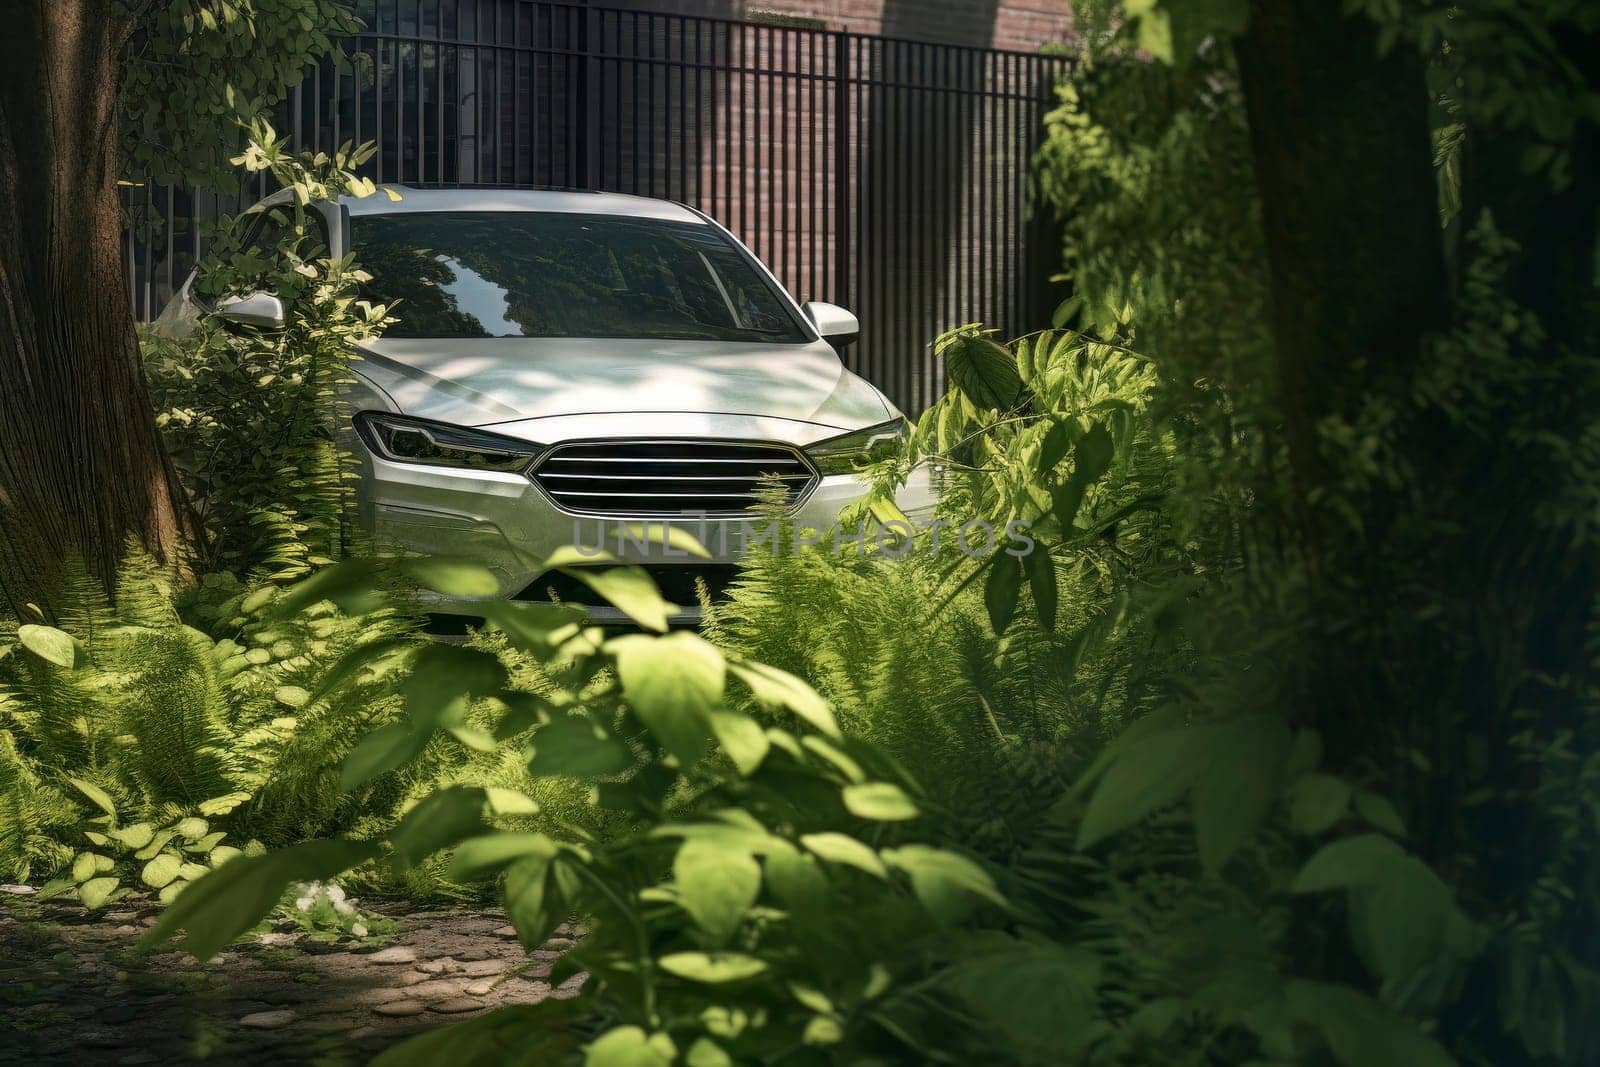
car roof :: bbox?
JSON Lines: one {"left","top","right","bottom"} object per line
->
{"left": 334, "top": 185, "right": 707, "bottom": 224}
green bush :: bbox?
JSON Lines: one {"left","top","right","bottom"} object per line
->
{"left": 142, "top": 123, "right": 394, "bottom": 579}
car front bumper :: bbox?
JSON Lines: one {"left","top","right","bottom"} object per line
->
{"left": 357, "top": 439, "right": 938, "bottom": 622}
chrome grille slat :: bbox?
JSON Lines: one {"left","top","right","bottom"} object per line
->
{"left": 532, "top": 440, "right": 819, "bottom": 517}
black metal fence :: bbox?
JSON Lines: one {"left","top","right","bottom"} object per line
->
{"left": 125, "top": 1, "right": 1070, "bottom": 412}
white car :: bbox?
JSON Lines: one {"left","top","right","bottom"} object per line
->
{"left": 159, "top": 187, "right": 936, "bottom": 625}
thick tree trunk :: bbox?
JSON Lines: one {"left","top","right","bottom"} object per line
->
{"left": 0, "top": 0, "right": 190, "bottom": 615}
{"left": 1233, "top": 0, "right": 1446, "bottom": 560}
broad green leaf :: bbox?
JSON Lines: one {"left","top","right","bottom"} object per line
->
{"left": 985, "top": 553, "right": 1023, "bottom": 635}
{"left": 1038, "top": 419, "right": 1071, "bottom": 473}
{"left": 1348, "top": 854, "right": 1460, "bottom": 985}
{"left": 505, "top": 852, "right": 559, "bottom": 951}
{"left": 1289, "top": 773, "right": 1352, "bottom": 835}
{"left": 1077, "top": 724, "right": 1214, "bottom": 850}
{"left": 68, "top": 777, "right": 118, "bottom": 818}
{"left": 944, "top": 332, "right": 1025, "bottom": 411}
{"left": 612, "top": 632, "right": 723, "bottom": 764}
{"left": 684, "top": 1037, "right": 733, "bottom": 1067}
{"left": 485, "top": 786, "right": 541, "bottom": 816}
{"left": 142, "top": 852, "right": 183, "bottom": 889}
{"left": 142, "top": 838, "right": 380, "bottom": 960}
{"left": 882, "top": 845, "right": 1007, "bottom": 924}
{"left": 585, "top": 1026, "right": 674, "bottom": 1067}
{"left": 79, "top": 876, "right": 120, "bottom": 909}
{"left": 399, "top": 557, "right": 501, "bottom": 597}
{"left": 389, "top": 787, "right": 489, "bottom": 872}
{"left": 658, "top": 952, "right": 768, "bottom": 984}
{"left": 110, "top": 823, "right": 156, "bottom": 850}
{"left": 674, "top": 841, "right": 761, "bottom": 944}
{"left": 18, "top": 624, "right": 76, "bottom": 668}
{"left": 528, "top": 714, "right": 635, "bottom": 778}
{"left": 1053, "top": 423, "right": 1115, "bottom": 530}
{"left": 174, "top": 818, "right": 209, "bottom": 840}
{"left": 709, "top": 709, "right": 770, "bottom": 776}
{"left": 272, "top": 559, "right": 382, "bottom": 617}
{"left": 1292, "top": 834, "right": 1408, "bottom": 893}
{"left": 274, "top": 685, "right": 311, "bottom": 708}
{"left": 728, "top": 660, "right": 839, "bottom": 739}
{"left": 72, "top": 852, "right": 103, "bottom": 883}
{"left": 936, "top": 941, "right": 1106, "bottom": 1060}
{"left": 403, "top": 644, "right": 507, "bottom": 724}
{"left": 1192, "top": 716, "right": 1292, "bottom": 870}
{"left": 449, "top": 832, "right": 560, "bottom": 882}
{"left": 800, "top": 832, "right": 887, "bottom": 878}
{"left": 1355, "top": 791, "right": 1408, "bottom": 838}
{"left": 1287, "top": 980, "right": 1454, "bottom": 1067}
{"left": 1024, "top": 548, "right": 1057, "bottom": 630}
{"left": 842, "top": 782, "right": 919, "bottom": 822}
{"left": 618, "top": 523, "right": 713, "bottom": 559}
{"left": 564, "top": 565, "right": 676, "bottom": 632}
{"left": 198, "top": 792, "right": 252, "bottom": 817}
{"left": 340, "top": 721, "right": 428, "bottom": 789}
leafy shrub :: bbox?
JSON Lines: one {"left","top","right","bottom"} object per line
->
{"left": 142, "top": 123, "right": 394, "bottom": 579}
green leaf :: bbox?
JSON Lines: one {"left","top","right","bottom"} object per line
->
{"left": 1287, "top": 980, "right": 1455, "bottom": 1067}
{"left": 174, "top": 817, "right": 209, "bottom": 841}
{"left": 274, "top": 685, "right": 311, "bottom": 708}
{"left": 1348, "top": 854, "right": 1460, "bottom": 985}
{"left": 936, "top": 941, "right": 1106, "bottom": 1060}
{"left": 1052, "top": 423, "right": 1115, "bottom": 530}
{"left": 110, "top": 823, "right": 156, "bottom": 850}
{"left": 448, "top": 832, "right": 560, "bottom": 882}
{"left": 1289, "top": 774, "right": 1352, "bottom": 835}
{"left": 882, "top": 845, "right": 1007, "bottom": 924}
{"left": 399, "top": 557, "right": 502, "bottom": 597}
{"left": 842, "top": 782, "right": 919, "bottom": 822}
{"left": 18, "top": 624, "right": 76, "bottom": 668}
{"left": 985, "top": 553, "right": 1023, "bottom": 635}
{"left": 1355, "top": 790, "right": 1407, "bottom": 838}
{"left": 485, "top": 786, "right": 540, "bottom": 816}
{"left": 505, "top": 852, "right": 560, "bottom": 951}
{"left": 1292, "top": 834, "right": 1408, "bottom": 893}
{"left": 709, "top": 709, "right": 770, "bottom": 775}
{"left": 585, "top": 1026, "right": 675, "bottom": 1067}
{"left": 340, "top": 721, "right": 428, "bottom": 790}
{"left": 528, "top": 714, "right": 635, "bottom": 778}
{"left": 727, "top": 660, "right": 839, "bottom": 739}
{"left": 198, "top": 792, "right": 252, "bottom": 817}
{"left": 1038, "top": 419, "right": 1072, "bottom": 473}
{"left": 563, "top": 565, "right": 676, "bottom": 632}
{"left": 68, "top": 777, "right": 118, "bottom": 818}
{"left": 1024, "top": 548, "right": 1057, "bottom": 630}
{"left": 1077, "top": 724, "right": 1213, "bottom": 850}
{"left": 674, "top": 841, "right": 761, "bottom": 944}
{"left": 658, "top": 952, "right": 768, "bottom": 984}
{"left": 142, "top": 839, "right": 380, "bottom": 960}
{"left": 79, "top": 876, "right": 120, "bottom": 909}
{"left": 944, "top": 332, "right": 1025, "bottom": 411}
{"left": 389, "top": 787, "right": 489, "bottom": 873}
{"left": 1191, "top": 716, "right": 1291, "bottom": 870}
{"left": 611, "top": 632, "right": 723, "bottom": 765}
{"left": 141, "top": 852, "right": 183, "bottom": 889}
{"left": 800, "top": 832, "right": 887, "bottom": 878}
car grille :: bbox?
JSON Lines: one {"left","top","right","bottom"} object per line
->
{"left": 531, "top": 440, "right": 818, "bottom": 517}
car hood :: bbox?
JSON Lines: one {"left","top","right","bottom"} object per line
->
{"left": 352, "top": 338, "right": 893, "bottom": 434}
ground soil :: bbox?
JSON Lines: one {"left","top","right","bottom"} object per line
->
{"left": 0, "top": 892, "right": 582, "bottom": 1065}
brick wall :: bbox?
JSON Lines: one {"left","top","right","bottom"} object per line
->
{"left": 618, "top": 0, "right": 1075, "bottom": 53}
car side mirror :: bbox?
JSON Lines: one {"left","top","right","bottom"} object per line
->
{"left": 215, "top": 291, "right": 286, "bottom": 332}
{"left": 803, "top": 301, "right": 860, "bottom": 351}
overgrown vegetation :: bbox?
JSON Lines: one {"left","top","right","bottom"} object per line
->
{"left": 4, "top": 1, "right": 1596, "bottom": 1066}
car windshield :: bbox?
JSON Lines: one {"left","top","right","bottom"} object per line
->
{"left": 352, "top": 210, "right": 808, "bottom": 342}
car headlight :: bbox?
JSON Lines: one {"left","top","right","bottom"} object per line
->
{"left": 356, "top": 413, "right": 541, "bottom": 473}
{"left": 807, "top": 418, "right": 909, "bottom": 476}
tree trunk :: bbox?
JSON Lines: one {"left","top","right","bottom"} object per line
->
{"left": 1233, "top": 0, "right": 1446, "bottom": 560}
{"left": 0, "top": 0, "right": 190, "bottom": 615}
